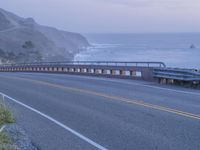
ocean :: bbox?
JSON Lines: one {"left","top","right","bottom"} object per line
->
{"left": 74, "top": 33, "right": 200, "bottom": 69}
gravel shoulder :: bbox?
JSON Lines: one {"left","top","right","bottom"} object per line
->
{"left": 2, "top": 124, "right": 38, "bottom": 150}
{"left": 1, "top": 98, "right": 38, "bottom": 150}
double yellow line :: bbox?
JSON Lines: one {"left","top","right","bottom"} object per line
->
{"left": 1, "top": 75, "right": 200, "bottom": 121}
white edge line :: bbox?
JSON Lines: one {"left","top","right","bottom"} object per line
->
{"left": 0, "top": 92, "right": 107, "bottom": 150}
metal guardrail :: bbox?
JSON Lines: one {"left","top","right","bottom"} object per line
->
{"left": 154, "top": 68, "right": 200, "bottom": 82}
{"left": 1, "top": 61, "right": 199, "bottom": 87}
{"left": 0, "top": 61, "right": 166, "bottom": 68}
{"left": 0, "top": 61, "right": 166, "bottom": 81}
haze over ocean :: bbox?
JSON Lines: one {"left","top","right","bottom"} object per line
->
{"left": 75, "top": 33, "right": 200, "bottom": 69}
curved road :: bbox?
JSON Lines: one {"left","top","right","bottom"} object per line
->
{"left": 0, "top": 72, "right": 200, "bottom": 150}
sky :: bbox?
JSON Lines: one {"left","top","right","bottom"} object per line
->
{"left": 1, "top": 0, "right": 200, "bottom": 33}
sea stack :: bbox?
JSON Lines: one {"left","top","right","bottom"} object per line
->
{"left": 190, "top": 44, "right": 196, "bottom": 49}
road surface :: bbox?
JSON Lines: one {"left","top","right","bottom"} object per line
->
{"left": 0, "top": 72, "right": 200, "bottom": 150}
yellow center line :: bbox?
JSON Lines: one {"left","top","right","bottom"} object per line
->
{"left": 1, "top": 75, "right": 200, "bottom": 120}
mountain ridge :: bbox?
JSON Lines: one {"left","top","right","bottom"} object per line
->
{"left": 0, "top": 8, "right": 89, "bottom": 63}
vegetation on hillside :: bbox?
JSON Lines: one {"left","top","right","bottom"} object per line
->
{"left": 0, "top": 40, "right": 43, "bottom": 64}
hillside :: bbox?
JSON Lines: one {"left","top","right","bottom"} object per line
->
{"left": 0, "top": 8, "right": 89, "bottom": 63}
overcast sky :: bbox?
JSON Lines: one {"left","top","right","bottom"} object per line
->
{"left": 1, "top": 0, "right": 200, "bottom": 33}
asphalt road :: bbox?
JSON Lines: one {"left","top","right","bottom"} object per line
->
{"left": 0, "top": 72, "right": 200, "bottom": 150}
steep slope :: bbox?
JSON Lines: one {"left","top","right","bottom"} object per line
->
{"left": 0, "top": 8, "right": 89, "bottom": 63}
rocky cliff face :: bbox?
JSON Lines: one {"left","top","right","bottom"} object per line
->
{"left": 0, "top": 8, "right": 89, "bottom": 63}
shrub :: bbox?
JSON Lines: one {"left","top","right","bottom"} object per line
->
{"left": 0, "top": 104, "right": 15, "bottom": 126}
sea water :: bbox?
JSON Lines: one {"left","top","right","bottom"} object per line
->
{"left": 74, "top": 33, "right": 200, "bottom": 69}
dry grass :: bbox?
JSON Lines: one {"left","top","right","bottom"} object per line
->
{"left": 0, "top": 97, "right": 15, "bottom": 146}
{"left": 0, "top": 132, "right": 11, "bottom": 144}
{"left": 0, "top": 103, "right": 15, "bottom": 126}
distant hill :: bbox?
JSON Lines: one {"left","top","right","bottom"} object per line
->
{"left": 0, "top": 8, "right": 89, "bottom": 63}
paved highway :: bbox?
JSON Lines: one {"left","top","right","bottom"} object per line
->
{"left": 0, "top": 72, "right": 200, "bottom": 150}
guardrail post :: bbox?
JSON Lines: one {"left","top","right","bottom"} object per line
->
{"left": 88, "top": 69, "right": 92, "bottom": 73}
{"left": 75, "top": 68, "right": 79, "bottom": 72}
{"left": 95, "top": 69, "right": 102, "bottom": 74}
{"left": 160, "top": 78, "right": 167, "bottom": 84}
{"left": 58, "top": 67, "right": 62, "bottom": 72}
{"left": 95, "top": 69, "right": 98, "bottom": 74}
{"left": 111, "top": 70, "right": 116, "bottom": 75}
{"left": 120, "top": 70, "right": 126, "bottom": 76}
{"left": 53, "top": 67, "right": 57, "bottom": 72}
{"left": 102, "top": 69, "right": 107, "bottom": 75}
{"left": 130, "top": 71, "right": 135, "bottom": 76}
{"left": 81, "top": 68, "right": 85, "bottom": 73}
{"left": 63, "top": 68, "right": 68, "bottom": 72}
{"left": 84, "top": 68, "right": 86, "bottom": 73}
{"left": 69, "top": 68, "right": 74, "bottom": 72}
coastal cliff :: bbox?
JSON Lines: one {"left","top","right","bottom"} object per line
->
{"left": 0, "top": 8, "right": 89, "bottom": 63}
